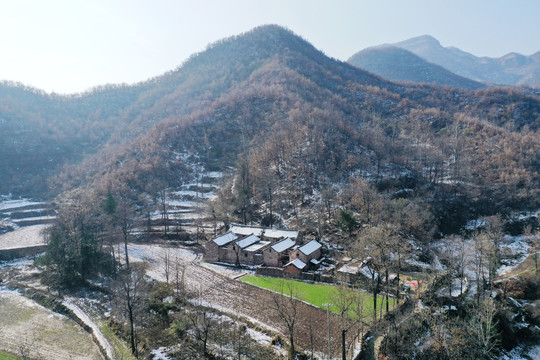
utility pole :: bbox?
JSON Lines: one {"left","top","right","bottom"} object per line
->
{"left": 323, "top": 303, "right": 333, "bottom": 359}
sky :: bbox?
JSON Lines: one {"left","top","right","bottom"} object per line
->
{"left": 1, "top": 0, "right": 538, "bottom": 94}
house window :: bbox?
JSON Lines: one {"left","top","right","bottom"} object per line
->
{"left": 244, "top": 253, "right": 248, "bottom": 257}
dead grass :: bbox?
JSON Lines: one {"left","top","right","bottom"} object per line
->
{"left": 0, "top": 291, "right": 103, "bottom": 360}
{"left": 500, "top": 253, "right": 539, "bottom": 279}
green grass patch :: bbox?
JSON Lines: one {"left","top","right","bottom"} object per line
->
{"left": 98, "top": 321, "right": 137, "bottom": 360}
{"left": 0, "top": 351, "right": 20, "bottom": 360}
{"left": 240, "top": 275, "right": 396, "bottom": 320}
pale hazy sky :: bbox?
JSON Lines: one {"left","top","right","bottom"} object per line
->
{"left": 1, "top": 0, "right": 538, "bottom": 94}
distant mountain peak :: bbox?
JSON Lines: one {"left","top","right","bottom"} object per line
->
{"left": 385, "top": 35, "right": 540, "bottom": 87}
{"left": 348, "top": 45, "right": 485, "bottom": 90}
{"left": 408, "top": 34, "right": 441, "bottom": 46}
{"left": 250, "top": 23, "right": 292, "bottom": 34}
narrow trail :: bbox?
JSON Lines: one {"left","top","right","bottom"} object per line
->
{"left": 63, "top": 299, "right": 114, "bottom": 360}
{"left": 359, "top": 297, "right": 415, "bottom": 360}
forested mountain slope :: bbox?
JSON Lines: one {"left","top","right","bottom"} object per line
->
{"left": 1, "top": 25, "right": 539, "bottom": 236}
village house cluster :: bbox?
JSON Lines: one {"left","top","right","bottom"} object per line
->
{"left": 205, "top": 224, "right": 322, "bottom": 274}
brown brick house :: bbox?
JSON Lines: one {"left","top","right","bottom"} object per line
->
{"left": 289, "top": 239, "right": 322, "bottom": 265}
{"left": 262, "top": 237, "right": 296, "bottom": 267}
{"left": 206, "top": 225, "right": 301, "bottom": 266}
{"left": 205, "top": 232, "right": 238, "bottom": 262}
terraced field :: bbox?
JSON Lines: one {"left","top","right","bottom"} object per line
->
{"left": 0, "top": 290, "right": 103, "bottom": 360}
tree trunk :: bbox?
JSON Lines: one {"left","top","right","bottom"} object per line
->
{"left": 372, "top": 273, "right": 377, "bottom": 323}
{"left": 128, "top": 301, "right": 136, "bottom": 356}
{"left": 288, "top": 332, "right": 295, "bottom": 360}
{"left": 342, "top": 329, "right": 347, "bottom": 360}
{"left": 124, "top": 238, "right": 130, "bottom": 270}
{"left": 385, "top": 268, "right": 389, "bottom": 313}
{"left": 396, "top": 256, "right": 401, "bottom": 304}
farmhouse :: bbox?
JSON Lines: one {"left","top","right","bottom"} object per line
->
{"left": 336, "top": 259, "right": 367, "bottom": 284}
{"left": 262, "top": 237, "right": 296, "bottom": 267}
{"left": 233, "top": 234, "right": 271, "bottom": 266}
{"left": 206, "top": 225, "right": 324, "bottom": 272}
{"left": 206, "top": 224, "right": 302, "bottom": 266}
{"left": 205, "top": 231, "right": 238, "bottom": 263}
{"left": 289, "top": 239, "right": 322, "bottom": 265}
{"left": 336, "top": 258, "right": 399, "bottom": 286}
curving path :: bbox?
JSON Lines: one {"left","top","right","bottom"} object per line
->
{"left": 63, "top": 299, "right": 114, "bottom": 360}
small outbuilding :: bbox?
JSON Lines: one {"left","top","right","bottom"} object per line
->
{"left": 284, "top": 258, "right": 307, "bottom": 275}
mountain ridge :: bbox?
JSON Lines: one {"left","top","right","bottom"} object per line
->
{"left": 389, "top": 35, "right": 540, "bottom": 87}
{"left": 0, "top": 25, "right": 538, "bottom": 235}
{"left": 347, "top": 46, "right": 486, "bottom": 89}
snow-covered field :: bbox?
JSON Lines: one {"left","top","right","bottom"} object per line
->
{"left": 152, "top": 170, "right": 224, "bottom": 235}
{"left": 0, "top": 288, "right": 103, "bottom": 360}
{"left": 0, "top": 199, "right": 46, "bottom": 211}
{"left": 0, "top": 224, "right": 48, "bottom": 250}
{"left": 0, "top": 197, "right": 54, "bottom": 250}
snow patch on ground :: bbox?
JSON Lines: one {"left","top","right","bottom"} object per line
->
{"left": 516, "top": 209, "right": 540, "bottom": 221}
{"left": 199, "top": 262, "right": 251, "bottom": 279}
{"left": 151, "top": 347, "right": 171, "bottom": 360}
{"left": 0, "top": 224, "right": 48, "bottom": 249}
{"left": 405, "top": 258, "right": 431, "bottom": 270}
{"left": 0, "top": 199, "right": 46, "bottom": 211}
{"left": 498, "top": 235, "right": 533, "bottom": 276}
{"left": 245, "top": 327, "right": 272, "bottom": 346}
{"left": 0, "top": 255, "right": 36, "bottom": 269}
{"left": 13, "top": 215, "right": 55, "bottom": 222}
{"left": 499, "top": 344, "right": 540, "bottom": 360}
{"left": 464, "top": 219, "right": 487, "bottom": 231}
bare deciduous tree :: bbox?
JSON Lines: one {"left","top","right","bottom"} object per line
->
{"left": 469, "top": 297, "right": 499, "bottom": 359}
{"left": 161, "top": 248, "right": 171, "bottom": 284}
{"left": 271, "top": 281, "right": 299, "bottom": 359}
{"left": 173, "top": 255, "right": 186, "bottom": 300}
{"left": 116, "top": 198, "right": 137, "bottom": 271}
{"left": 188, "top": 306, "right": 216, "bottom": 356}
{"left": 331, "top": 284, "right": 356, "bottom": 360}
{"left": 116, "top": 262, "right": 148, "bottom": 357}
{"left": 354, "top": 224, "right": 394, "bottom": 322}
